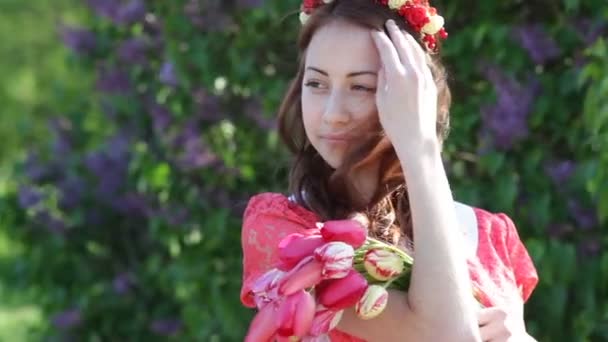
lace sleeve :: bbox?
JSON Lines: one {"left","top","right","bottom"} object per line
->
{"left": 497, "top": 213, "right": 539, "bottom": 303}
{"left": 240, "top": 192, "right": 319, "bottom": 308}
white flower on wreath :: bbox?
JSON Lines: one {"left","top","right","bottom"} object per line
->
{"left": 388, "top": 0, "right": 407, "bottom": 10}
{"left": 421, "top": 15, "right": 444, "bottom": 35}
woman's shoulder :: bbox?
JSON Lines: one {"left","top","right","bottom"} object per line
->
{"left": 466, "top": 205, "right": 539, "bottom": 303}
{"left": 243, "top": 191, "right": 320, "bottom": 227}
{"left": 465, "top": 204, "right": 520, "bottom": 259}
{"left": 469, "top": 205, "right": 520, "bottom": 244}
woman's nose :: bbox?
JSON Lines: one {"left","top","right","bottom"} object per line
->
{"left": 322, "top": 92, "right": 350, "bottom": 126}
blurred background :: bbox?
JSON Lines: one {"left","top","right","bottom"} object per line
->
{"left": 0, "top": 0, "right": 606, "bottom": 341}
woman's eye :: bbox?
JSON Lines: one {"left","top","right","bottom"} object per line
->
{"left": 304, "top": 81, "right": 323, "bottom": 89}
{"left": 353, "top": 85, "right": 376, "bottom": 92}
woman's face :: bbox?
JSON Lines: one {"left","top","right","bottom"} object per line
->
{"left": 302, "top": 19, "right": 381, "bottom": 169}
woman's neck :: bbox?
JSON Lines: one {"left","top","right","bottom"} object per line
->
{"left": 349, "top": 162, "right": 380, "bottom": 205}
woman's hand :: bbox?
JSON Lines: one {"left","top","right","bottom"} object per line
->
{"left": 370, "top": 19, "right": 438, "bottom": 158}
{"left": 478, "top": 306, "right": 537, "bottom": 342}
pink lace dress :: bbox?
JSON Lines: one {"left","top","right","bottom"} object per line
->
{"left": 240, "top": 192, "right": 539, "bottom": 341}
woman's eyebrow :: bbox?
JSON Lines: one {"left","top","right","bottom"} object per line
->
{"left": 306, "top": 66, "right": 377, "bottom": 77}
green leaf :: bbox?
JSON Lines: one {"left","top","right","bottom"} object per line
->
{"left": 563, "top": 0, "right": 580, "bottom": 12}
{"left": 479, "top": 152, "right": 505, "bottom": 177}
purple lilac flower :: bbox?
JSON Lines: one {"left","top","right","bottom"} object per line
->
{"left": 192, "top": 88, "right": 223, "bottom": 123}
{"left": 147, "top": 102, "right": 172, "bottom": 132}
{"left": 112, "top": 272, "right": 135, "bottom": 295}
{"left": 155, "top": 206, "right": 189, "bottom": 227}
{"left": 117, "top": 37, "right": 148, "bottom": 64}
{"left": 183, "top": 0, "right": 232, "bottom": 31}
{"left": 49, "top": 117, "right": 73, "bottom": 156}
{"left": 106, "top": 132, "right": 130, "bottom": 161}
{"left": 87, "top": 0, "right": 120, "bottom": 18}
{"left": 172, "top": 119, "right": 199, "bottom": 148}
{"left": 23, "top": 153, "right": 52, "bottom": 182}
{"left": 243, "top": 97, "right": 275, "bottom": 130}
{"left": 57, "top": 176, "right": 86, "bottom": 211}
{"left": 177, "top": 136, "right": 219, "bottom": 171}
{"left": 579, "top": 237, "right": 602, "bottom": 257}
{"left": 96, "top": 170, "right": 127, "bottom": 201}
{"left": 84, "top": 208, "right": 105, "bottom": 226}
{"left": 52, "top": 309, "right": 82, "bottom": 329}
{"left": 35, "top": 211, "right": 67, "bottom": 235}
{"left": 479, "top": 64, "right": 541, "bottom": 150}
{"left": 567, "top": 199, "right": 599, "bottom": 230}
{"left": 59, "top": 26, "right": 97, "bottom": 55}
{"left": 115, "top": 192, "right": 150, "bottom": 218}
{"left": 96, "top": 64, "right": 131, "bottom": 94}
{"left": 87, "top": 0, "right": 145, "bottom": 26}
{"left": 546, "top": 222, "right": 574, "bottom": 239}
{"left": 568, "top": 19, "right": 607, "bottom": 71}
{"left": 149, "top": 318, "right": 182, "bottom": 336}
{"left": 114, "top": 0, "right": 146, "bottom": 25}
{"left": 170, "top": 117, "right": 220, "bottom": 170}
{"left": 578, "top": 238, "right": 601, "bottom": 258}
{"left": 511, "top": 24, "right": 560, "bottom": 65}
{"left": 573, "top": 18, "right": 607, "bottom": 46}
{"left": 84, "top": 133, "right": 131, "bottom": 201}
{"left": 18, "top": 186, "right": 43, "bottom": 209}
{"left": 544, "top": 159, "right": 576, "bottom": 185}
{"left": 159, "top": 61, "right": 178, "bottom": 87}
{"left": 100, "top": 100, "right": 118, "bottom": 120}
{"left": 200, "top": 187, "right": 244, "bottom": 216}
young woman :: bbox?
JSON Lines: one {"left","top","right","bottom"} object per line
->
{"left": 240, "top": 0, "right": 539, "bottom": 341}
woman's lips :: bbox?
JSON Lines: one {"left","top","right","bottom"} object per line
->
{"left": 320, "top": 135, "right": 353, "bottom": 147}
{"left": 319, "top": 133, "right": 354, "bottom": 142}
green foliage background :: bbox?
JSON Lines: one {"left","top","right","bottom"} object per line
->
{"left": 0, "top": 0, "right": 606, "bottom": 341}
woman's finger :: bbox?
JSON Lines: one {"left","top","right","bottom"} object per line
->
{"left": 370, "top": 29, "right": 405, "bottom": 77}
{"left": 404, "top": 34, "right": 434, "bottom": 84}
{"left": 478, "top": 307, "right": 507, "bottom": 327}
{"left": 479, "top": 320, "right": 511, "bottom": 342}
{"left": 377, "top": 64, "right": 387, "bottom": 93}
{"left": 384, "top": 20, "right": 419, "bottom": 77}
{"left": 479, "top": 321, "right": 511, "bottom": 342}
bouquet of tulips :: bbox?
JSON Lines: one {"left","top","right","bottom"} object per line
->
{"left": 245, "top": 218, "right": 417, "bottom": 341}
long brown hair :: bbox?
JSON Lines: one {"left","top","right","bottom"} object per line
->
{"left": 277, "top": 0, "right": 451, "bottom": 250}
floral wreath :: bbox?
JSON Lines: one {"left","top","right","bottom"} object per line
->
{"left": 299, "top": 0, "right": 448, "bottom": 51}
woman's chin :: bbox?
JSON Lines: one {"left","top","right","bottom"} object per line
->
{"left": 322, "top": 155, "right": 342, "bottom": 170}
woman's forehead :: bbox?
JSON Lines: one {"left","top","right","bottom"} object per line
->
{"left": 305, "top": 20, "right": 380, "bottom": 73}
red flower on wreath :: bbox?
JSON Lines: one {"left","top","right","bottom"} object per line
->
{"left": 399, "top": 5, "right": 430, "bottom": 32}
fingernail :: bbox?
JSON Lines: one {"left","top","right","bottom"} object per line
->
{"left": 387, "top": 19, "right": 395, "bottom": 26}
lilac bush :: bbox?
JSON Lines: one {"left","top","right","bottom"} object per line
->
{"left": 2, "top": 0, "right": 606, "bottom": 340}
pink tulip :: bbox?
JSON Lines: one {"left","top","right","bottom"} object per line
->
{"left": 314, "top": 241, "right": 354, "bottom": 279}
{"left": 309, "top": 305, "right": 344, "bottom": 337}
{"left": 355, "top": 285, "right": 389, "bottom": 320}
{"left": 318, "top": 219, "right": 367, "bottom": 248}
{"left": 303, "top": 334, "right": 332, "bottom": 342}
{"left": 251, "top": 268, "right": 285, "bottom": 309}
{"left": 244, "top": 301, "right": 280, "bottom": 342}
{"left": 363, "top": 248, "right": 405, "bottom": 281}
{"left": 316, "top": 269, "right": 368, "bottom": 310}
{"left": 276, "top": 290, "right": 316, "bottom": 338}
{"left": 278, "top": 233, "right": 326, "bottom": 271}
{"left": 279, "top": 256, "right": 323, "bottom": 296}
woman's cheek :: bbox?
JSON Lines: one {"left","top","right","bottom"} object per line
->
{"left": 302, "top": 93, "right": 325, "bottom": 124}
{"left": 349, "top": 97, "right": 377, "bottom": 121}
